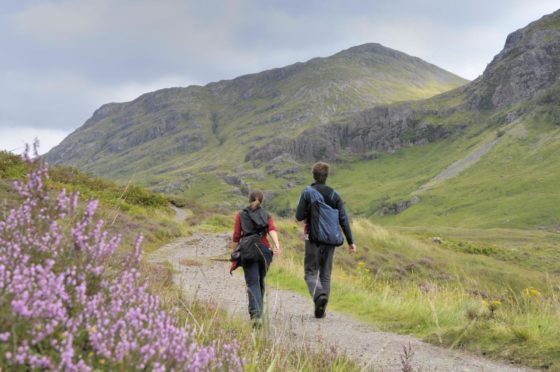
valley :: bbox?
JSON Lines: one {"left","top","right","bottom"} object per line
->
{"left": 36, "top": 8, "right": 560, "bottom": 370}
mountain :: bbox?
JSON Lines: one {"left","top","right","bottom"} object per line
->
{"left": 262, "top": 10, "right": 560, "bottom": 164}
{"left": 48, "top": 9, "right": 560, "bottom": 230}
{"left": 47, "top": 43, "right": 466, "bottom": 187}
{"left": 268, "top": 9, "right": 559, "bottom": 228}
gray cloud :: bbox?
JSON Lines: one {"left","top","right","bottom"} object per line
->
{"left": 1, "top": 0, "right": 559, "bottom": 152}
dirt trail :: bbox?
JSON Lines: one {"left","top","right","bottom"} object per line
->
{"left": 149, "top": 231, "right": 533, "bottom": 372}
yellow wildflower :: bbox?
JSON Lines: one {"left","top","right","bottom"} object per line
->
{"left": 522, "top": 287, "right": 542, "bottom": 299}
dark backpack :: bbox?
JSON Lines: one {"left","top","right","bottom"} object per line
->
{"left": 237, "top": 207, "right": 270, "bottom": 264}
{"left": 239, "top": 207, "right": 269, "bottom": 236}
{"left": 305, "top": 186, "right": 344, "bottom": 246}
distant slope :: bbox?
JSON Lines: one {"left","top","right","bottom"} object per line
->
{"left": 47, "top": 43, "right": 466, "bottom": 187}
{"left": 415, "top": 138, "right": 499, "bottom": 192}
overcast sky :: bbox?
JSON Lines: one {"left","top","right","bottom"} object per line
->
{"left": 1, "top": 0, "right": 558, "bottom": 154}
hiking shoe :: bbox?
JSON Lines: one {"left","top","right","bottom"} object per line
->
{"left": 314, "top": 295, "right": 328, "bottom": 318}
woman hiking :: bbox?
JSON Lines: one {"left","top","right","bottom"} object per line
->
{"left": 231, "top": 190, "right": 281, "bottom": 327}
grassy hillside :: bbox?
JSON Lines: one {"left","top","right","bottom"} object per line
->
{"left": 195, "top": 126, "right": 556, "bottom": 233}
{"left": 0, "top": 150, "right": 184, "bottom": 253}
{"left": 174, "top": 10, "right": 560, "bottom": 232}
{"left": 270, "top": 221, "right": 560, "bottom": 370}
{"left": 159, "top": 87, "right": 560, "bottom": 238}
{"left": 390, "top": 116, "right": 560, "bottom": 229}
{"left": 45, "top": 11, "right": 560, "bottom": 233}
{"left": 330, "top": 107, "right": 560, "bottom": 230}
{"left": 233, "top": 93, "right": 557, "bottom": 231}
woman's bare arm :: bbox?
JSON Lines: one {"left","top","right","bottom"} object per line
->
{"left": 269, "top": 230, "right": 281, "bottom": 256}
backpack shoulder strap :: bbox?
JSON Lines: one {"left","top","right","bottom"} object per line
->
{"left": 305, "top": 186, "right": 325, "bottom": 203}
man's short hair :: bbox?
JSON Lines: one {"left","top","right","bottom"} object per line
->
{"left": 312, "top": 162, "right": 329, "bottom": 183}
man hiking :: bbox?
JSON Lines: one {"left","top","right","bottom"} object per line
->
{"left": 295, "top": 162, "right": 356, "bottom": 318}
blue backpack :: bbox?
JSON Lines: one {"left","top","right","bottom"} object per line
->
{"left": 305, "top": 186, "right": 344, "bottom": 246}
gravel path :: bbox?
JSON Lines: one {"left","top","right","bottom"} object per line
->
{"left": 148, "top": 232, "right": 534, "bottom": 372}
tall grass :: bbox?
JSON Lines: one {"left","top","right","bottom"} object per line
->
{"left": 268, "top": 218, "right": 560, "bottom": 369}
{"left": 170, "top": 297, "right": 360, "bottom": 371}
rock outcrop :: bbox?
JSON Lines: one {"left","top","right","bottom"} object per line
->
{"left": 464, "top": 11, "right": 560, "bottom": 110}
{"left": 292, "top": 105, "right": 449, "bottom": 162}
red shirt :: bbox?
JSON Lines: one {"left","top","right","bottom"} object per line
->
{"left": 232, "top": 212, "right": 276, "bottom": 248}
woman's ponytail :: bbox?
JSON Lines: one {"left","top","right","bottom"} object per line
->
{"left": 248, "top": 190, "right": 264, "bottom": 210}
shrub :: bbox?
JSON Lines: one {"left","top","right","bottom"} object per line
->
{"left": 122, "top": 185, "right": 168, "bottom": 208}
{"left": 0, "top": 147, "right": 242, "bottom": 371}
{"left": 0, "top": 151, "right": 28, "bottom": 179}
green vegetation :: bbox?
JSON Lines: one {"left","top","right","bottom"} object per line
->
{"left": 266, "top": 218, "right": 560, "bottom": 369}
{"left": 180, "top": 207, "right": 560, "bottom": 369}
{"left": 183, "top": 106, "right": 560, "bottom": 368}
{"left": 382, "top": 115, "right": 560, "bottom": 229}
{"left": 259, "top": 111, "right": 560, "bottom": 231}
{"left": 34, "top": 10, "right": 560, "bottom": 369}
{"left": 45, "top": 11, "right": 560, "bottom": 232}
{"left": 0, "top": 150, "right": 182, "bottom": 253}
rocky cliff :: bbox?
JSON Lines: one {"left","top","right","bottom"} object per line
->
{"left": 464, "top": 12, "right": 560, "bottom": 110}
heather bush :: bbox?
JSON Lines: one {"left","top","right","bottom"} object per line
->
{"left": 0, "top": 147, "right": 242, "bottom": 371}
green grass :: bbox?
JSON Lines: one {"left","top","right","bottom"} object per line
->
{"left": 166, "top": 101, "right": 560, "bottom": 370}
{"left": 258, "top": 110, "right": 560, "bottom": 232}
{"left": 384, "top": 114, "right": 560, "bottom": 229}
{"left": 265, "top": 218, "right": 560, "bottom": 369}
{"left": 391, "top": 225, "right": 560, "bottom": 273}
{"left": 0, "top": 151, "right": 185, "bottom": 254}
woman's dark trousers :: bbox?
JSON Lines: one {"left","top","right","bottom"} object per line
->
{"left": 242, "top": 249, "right": 272, "bottom": 319}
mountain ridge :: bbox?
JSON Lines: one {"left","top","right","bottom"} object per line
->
{"left": 47, "top": 42, "right": 467, "bottom": 178}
